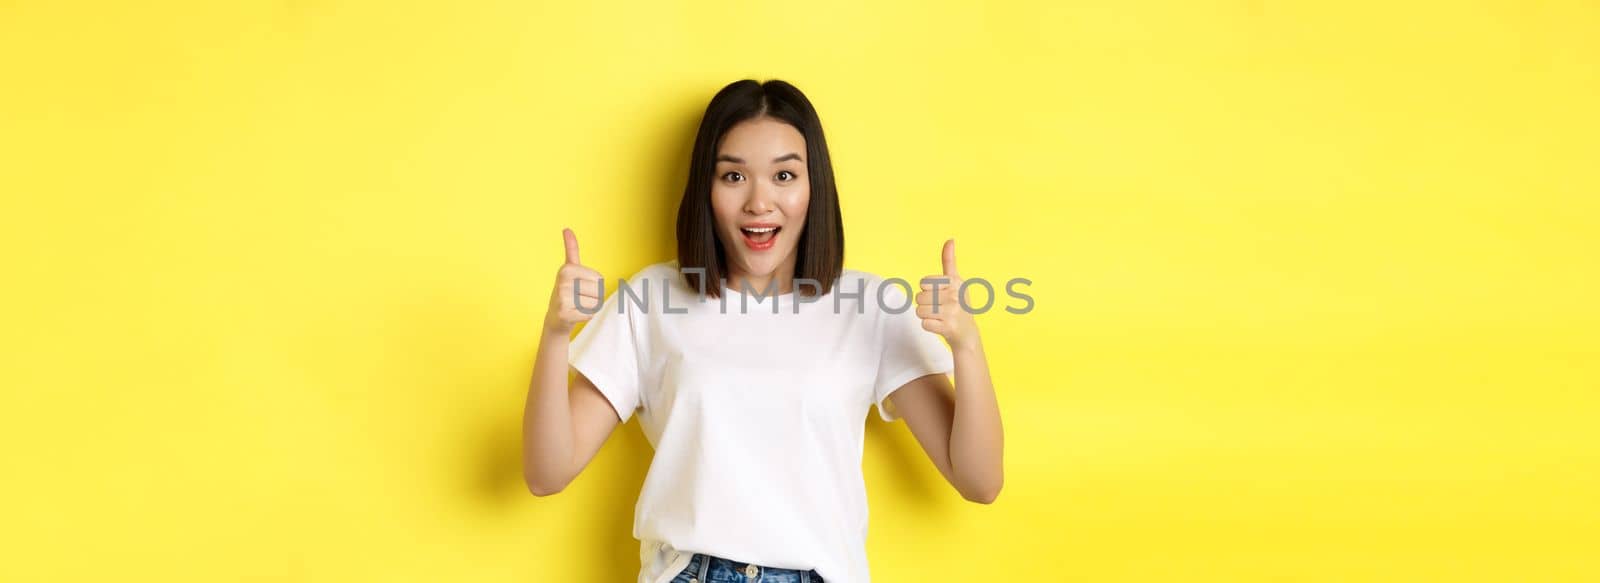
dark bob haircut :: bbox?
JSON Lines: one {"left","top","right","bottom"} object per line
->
{"left": 675, "top": 79, "right": 844, "bottom": 298}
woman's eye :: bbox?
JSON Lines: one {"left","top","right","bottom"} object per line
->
{"left": 775, "top": 170, "right": 795, "bottom": 182}
{"left": 722, "top": 171, "right": 744, "bottom": 183}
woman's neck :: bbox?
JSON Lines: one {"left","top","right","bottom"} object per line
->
{"left": 725, "top": 270, "right": 794, "bottom": 296}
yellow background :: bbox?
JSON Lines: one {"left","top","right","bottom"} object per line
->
{"left": 2, "top": 1, "right": 1597, "bottom": 581}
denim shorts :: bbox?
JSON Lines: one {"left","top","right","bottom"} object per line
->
{"left": 668, "top": 552, "right": 824, "bottom": 583}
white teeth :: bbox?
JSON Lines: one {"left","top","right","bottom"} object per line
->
{"left": 743, "top": 227, "right": 777, "bottom": 233}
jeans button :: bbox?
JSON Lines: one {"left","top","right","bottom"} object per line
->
{"left": 744, "top": 564, "right": 759, "bottom": 578}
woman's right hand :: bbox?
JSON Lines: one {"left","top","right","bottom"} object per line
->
{"left": 544, "top": 228, "right": 605, "bottom": 335}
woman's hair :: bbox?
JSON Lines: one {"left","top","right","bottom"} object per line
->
{"left": 676, "top": 79, "right": 844, "bottom": 298}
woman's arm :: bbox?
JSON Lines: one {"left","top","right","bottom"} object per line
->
{"left": 893, "top": 239, "right": 1005, "bottom": 503}
{"left": 522, "top": 229, "right": 623, "bottom": 496}
{"left": 887, "top": 351, "right": 1003, "bottom": 503}
{"left": 523, "top": 331, "right": 620, "bottom": 496}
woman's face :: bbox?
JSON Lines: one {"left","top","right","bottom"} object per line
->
{"left": 711, "top": 116, "right": 810, "bottom": 287}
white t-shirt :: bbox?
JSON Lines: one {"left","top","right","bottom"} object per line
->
{"left": 567, "top": 260, "right": 954, "bottom": 583}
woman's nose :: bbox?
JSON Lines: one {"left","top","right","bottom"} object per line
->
{"left": 743, "top": 182, "right": 776, "bottom": 214}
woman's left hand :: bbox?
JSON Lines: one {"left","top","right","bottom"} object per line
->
{"left": 916, "top": 239, "right": 982, "bottom": 351}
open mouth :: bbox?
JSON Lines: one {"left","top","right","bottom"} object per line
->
{"left": 739, "top": 225, "right": 781, "bottom": 250}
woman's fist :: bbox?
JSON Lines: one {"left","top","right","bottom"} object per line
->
{"left": 545, "top": 228, "right": 605, "bottom": 335}
{"left": 916, "top": 239, "right": 981, "bottom": 351}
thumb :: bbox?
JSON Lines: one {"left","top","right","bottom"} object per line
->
{"left": 563, "top": 228, "right": 581, "bottom": 265}
{"left": 942, "top": 238, "right": 959, "bottom": 278}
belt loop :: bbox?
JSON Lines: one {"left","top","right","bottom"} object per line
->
{"left": 697, "top": 553, "right": 711, "bottom": 581}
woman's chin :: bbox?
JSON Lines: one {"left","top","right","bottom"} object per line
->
{"left": 728, "top": 246, "right": 798, "bottom": 278}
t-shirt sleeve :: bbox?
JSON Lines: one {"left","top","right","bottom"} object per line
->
{"left": 871, "top": 282, "right": 955, "bottom": 422}
{"left": 566, "top": 286, "right": 645, "bottom": 425}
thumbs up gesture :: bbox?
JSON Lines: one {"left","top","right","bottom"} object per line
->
{"left": 545, "top": 228, "right": 606, "bottom": 335}
{"left": 916, "top": 239, "right": 981, "bottom": 351}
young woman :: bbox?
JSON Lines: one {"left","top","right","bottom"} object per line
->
{"left": 523, "top": 79, "right": 1004, "bottom": 583}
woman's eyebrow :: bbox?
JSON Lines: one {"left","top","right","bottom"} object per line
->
{"left": 716, "top": 153, "right": 804, "bottom": 164}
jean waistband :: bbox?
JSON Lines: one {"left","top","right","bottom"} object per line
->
{"left": 683, "top": 552, "right": 823, "bottom": 582}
